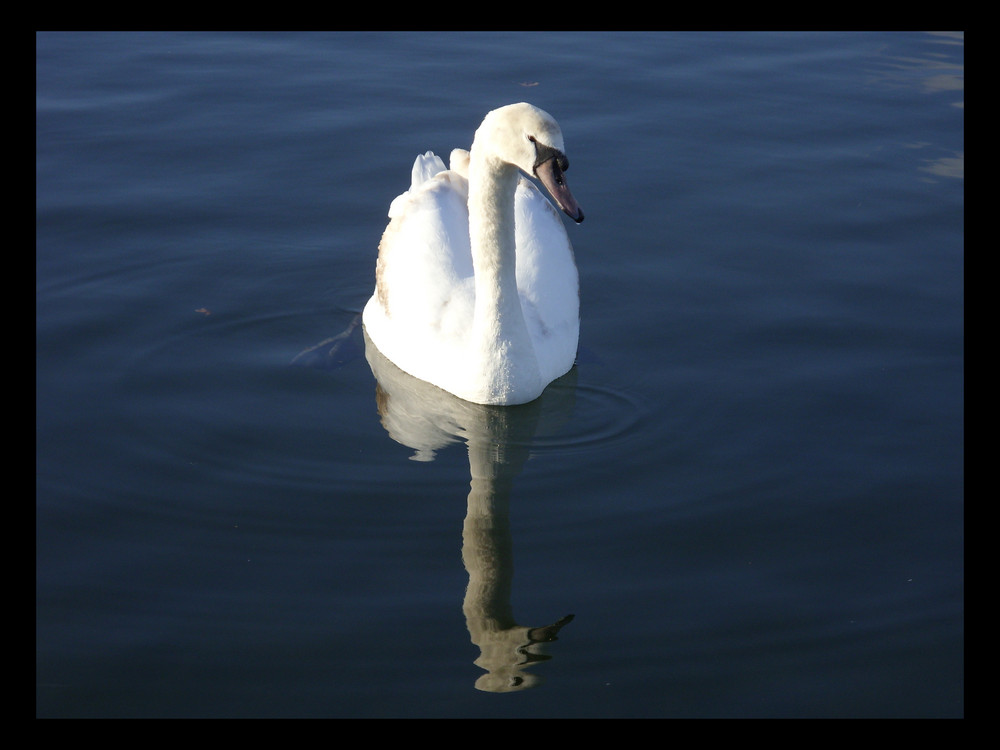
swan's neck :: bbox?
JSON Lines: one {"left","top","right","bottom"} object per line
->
{"left": 469, "top": 154, "right": 520, "bottom": 328}
{"left": 467, "top": 150, "right": 540, "bottom": 401}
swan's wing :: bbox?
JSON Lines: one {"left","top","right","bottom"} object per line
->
{"left": 373, "top": 159, "right": 474, "bottom": 332}
{"left": 514, "top": 177, "right": 581, "bottom": 379}
{"left": 515, "top": 177, "right": 579, "bottom": 319}
{"left": 364, "top": 155, "right": 477, "bottom": 394}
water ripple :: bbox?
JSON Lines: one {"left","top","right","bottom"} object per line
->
{"left": 529, "top": 381, "right": 648, "bottom": 457}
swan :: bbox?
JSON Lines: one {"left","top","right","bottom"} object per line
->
{"left": 361, "top": 103, "right": 584, "bottom": 406}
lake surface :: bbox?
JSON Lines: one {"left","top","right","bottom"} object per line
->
{"left": 36, "top": 31, "right": 963, "bottom": 718}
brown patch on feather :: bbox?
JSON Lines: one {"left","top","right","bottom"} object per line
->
{"left": 375, "top": 217, "right": 401, "bottom": 316}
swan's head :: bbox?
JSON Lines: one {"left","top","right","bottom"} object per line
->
{"left": 475, "top": 103, "right": 584, "bottom": 223}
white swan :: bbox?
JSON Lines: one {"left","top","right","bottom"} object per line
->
{"left": 362, "top": 103, "right": 584, "bottom": 406}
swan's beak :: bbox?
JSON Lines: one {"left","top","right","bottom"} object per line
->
{"left": 535, "top": 157, "right": 584, "bottom": 224}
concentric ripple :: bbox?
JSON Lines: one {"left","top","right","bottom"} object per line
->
{"left": 527, "top": 381, "right": 648, "bottom": 457}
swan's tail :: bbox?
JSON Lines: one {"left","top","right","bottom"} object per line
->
{"left": 411, "top": 151, "right": 447, "bottom": 189}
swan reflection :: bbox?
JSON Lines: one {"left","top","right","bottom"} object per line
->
{"left": 364, "top": 327, "right": 576, "bottom": 692}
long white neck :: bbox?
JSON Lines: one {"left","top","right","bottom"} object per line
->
{"left": 467, "top": 148, "right": 541, "bottom": 403}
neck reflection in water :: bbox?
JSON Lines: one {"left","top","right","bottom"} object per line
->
{"left": 364, "top": 327, "right": 576, "bottom": 692}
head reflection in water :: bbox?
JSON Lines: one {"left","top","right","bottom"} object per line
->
{"left": 363, "top": 326, "right": 576, "bottom": 691}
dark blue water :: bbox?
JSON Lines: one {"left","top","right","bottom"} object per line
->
{"left": 36, "top": 32, "right": 963, "bottom": 718}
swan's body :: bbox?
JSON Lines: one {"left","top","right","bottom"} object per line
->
{"left": 362, "top": 103, "right": 584, "bottom": 405}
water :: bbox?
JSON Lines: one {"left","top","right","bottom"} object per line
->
{"left": 36, "top": 31, "right": 963, "bottom": 718}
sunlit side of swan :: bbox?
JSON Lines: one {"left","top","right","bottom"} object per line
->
{"left": 362, "top": 103, "right": 584, "bottom": 406}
